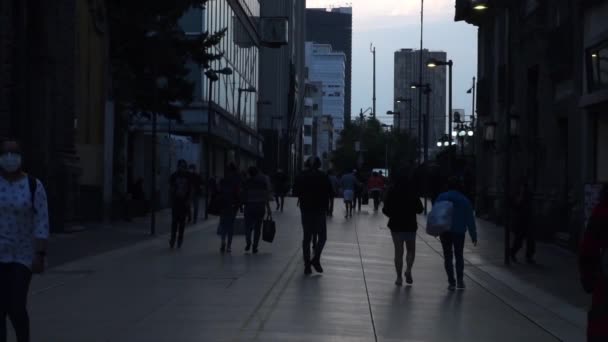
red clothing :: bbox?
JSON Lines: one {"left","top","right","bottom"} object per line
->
{"left": 579, "top": 200, "right": 608, "bottom": 341}
{"left": 367, "top": 176, "right": 385, "bottom": 191}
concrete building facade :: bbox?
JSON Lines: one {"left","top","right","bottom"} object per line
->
{"left": 393, "top": 49, "right": 447, "bottom": 157}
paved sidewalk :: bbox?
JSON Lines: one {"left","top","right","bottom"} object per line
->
{"left": 13, "top": 198, "right": 587, "bottom": 341}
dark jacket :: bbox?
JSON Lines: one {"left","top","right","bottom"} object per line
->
{"left": 294, "top": 169, "right": 333, "bottom": 212}
{"left": 579, "top": 200, "right": 608, "bottom": 340}
{"left": 383, "top": 184, "right": 423, "bottom": 232}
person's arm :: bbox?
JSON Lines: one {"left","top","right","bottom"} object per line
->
{"left": 32, "top": 180, "right": 50, "bottom": 273}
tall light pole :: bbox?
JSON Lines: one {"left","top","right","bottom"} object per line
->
{"left": 386, "top": 111, "right": 400, "bottom": 131}
{"left": 371, "top": 43, "right": 376, "bottom": 118}
{"left": 418, "top": 0, "right": 425, "bottom": 166}
{"left": 411, "top": 83, "right": 431, "bottom": 163}
{"left": 236, "top": 86, "right": 256, "bottom": 169}
{"left": 204, "top": 67, "right": 232, "bottom": 220}
{"left": 427, "top": 58, "right": 454, "bottom": 145}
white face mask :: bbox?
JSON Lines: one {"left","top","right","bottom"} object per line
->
{"left": 0, "top": 153, "right": 22, "bottom": 173}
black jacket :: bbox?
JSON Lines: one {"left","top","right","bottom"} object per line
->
{"left": 294, "top": 170, "right": 333, "bottom": 212}
{"left": 383, "top": 185, "right": 423, "bottom": 232}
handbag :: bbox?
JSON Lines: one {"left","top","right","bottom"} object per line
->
{"left": 262, "top": 214, "right": 276, "bottom": 243}
{"left": 426, "top": 200, "right": 454, "bottom": 237}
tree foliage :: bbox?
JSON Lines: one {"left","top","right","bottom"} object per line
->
{"left": 332, "top": 117, "right": 418, "bottom": 174}
{"left": 108, "top": 0, "right": 226, "bottom": 121}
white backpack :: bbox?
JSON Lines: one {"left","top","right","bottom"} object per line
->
{"left": 426, "top": 201, "right": 454, "bottom": 237}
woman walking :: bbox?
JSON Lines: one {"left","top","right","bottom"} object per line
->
{"left": 217, "top": 163, "right": 241, "bottom": 253}
{"left": 382, "top": 169, "right": 423, "bottom": 286}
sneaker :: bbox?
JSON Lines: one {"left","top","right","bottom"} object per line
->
{"left": 311, "top": 260, "right": 324, "bottom": 273}
{"left": 395, "top": 277, "right": 403, "bottom": 286}
{"left": 404, "top": 272, "right": 413, "bottom": 285}
{"left": 253, "top": 248, "right": 259, "bottom": 254}
{"left": 245, "top": 244, "right": 251, "bottom": 252}
{"left": 226, "top": 246, "right": 232, "bottom": 253}
{"left": 220, "top": 243, "right": 226, "bottom": 253}
{"left": 448, "top": 284, "right": 456, "bottom": 291}
{"left": 304, "top": 265, "right": 312, "bottom": 275}
{"left": 456, "top": 282, "right": 466, "bottom": 290}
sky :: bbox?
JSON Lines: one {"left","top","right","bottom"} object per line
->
{"left": 306, "top": 0, "right": 478, "bottom": 126}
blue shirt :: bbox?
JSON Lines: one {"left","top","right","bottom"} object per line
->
{"left": 435, "top": 190, "right": 477, "bottom": 241}
{"left": 340, "top": 173, "right": 357, "bottom": 191}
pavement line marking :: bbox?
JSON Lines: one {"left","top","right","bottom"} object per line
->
{"left": 233, "top": 243, "right": 302, "bottom": 342}
{"left": 416, "top": 228, "right": 564, "bottom": 342}
{"left": 354, "top": 215, "right": 379, "bottom": 342}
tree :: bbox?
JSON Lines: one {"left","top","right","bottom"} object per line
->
{"left": 332, "top": 117, "right": 417, "bottom": 175}
{"left": 107, "top": 0, "right": 225, "bottom": 121}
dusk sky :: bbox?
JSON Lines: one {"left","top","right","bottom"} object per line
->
{"left": 306, "top": 0, "right": 478, "bottom": 126}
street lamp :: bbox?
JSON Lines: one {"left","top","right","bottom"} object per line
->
{"left": 427, "top": 58, "right": 454, "bottom": 145}
{"left": 386, "top": 110, "right": 401, "bottom": 131}
{"left": 472, "top": 0, "right": 489, "bottom": 10}
{"left": 204, "top": 66, "right": 232, "bottom": 220}
{"left": 410, "top": 83, "right": 431, "bottom": 163}
{"left": 396, "top": 97, "right": 413, "bottom": 133}
{"left": 236, "top": 86, "right": 257, "bottom": 168}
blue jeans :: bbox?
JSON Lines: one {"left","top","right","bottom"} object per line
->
{"left": 440, "top": 232, "right": 466, "bottom": 285}
{"left": 245, "top": 203, "right": 266, "bottom": 249}
{"left": 301, "top": 210, "right": 327, "bottom": 264}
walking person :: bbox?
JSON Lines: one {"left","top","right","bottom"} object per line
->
{"left": 272, "top": 169, "right": 289, "bottom": 212}
{"left": 294, "top": 157, "right": 334, "bottom": 275}
{"left": 510, "top": 182, "right": 536, "bottom": 264}
{"left": 169, "top": 159, "right": 192, "bottom": 249}
{"left": 217, "top": 163, "right": 241, "bottom": 253}
{"left": 368, "top": 171, "right": 386, "bottom": 212}
{"left": 382, "top": 169, "right": 423, "bottom": 285}
{"left": 188, "top": 164, "right": 203, "bottom": 224}
{"left": 340, "top": 170, "right": 357, "bottom": 218}
{"left": 0, "top": 139, "right": 50, "bottom": 342}
{"left": 579, "top": 185, "right": 608, "bottom": 342}
{"left": 354, "top": 170, "right": 365, "bottom": 212}
{"left": 327, "top": 169, "right": 340, "bottom": 217}
{"left": 435, "top": 177, "right": 477, "bottom": 291}
{"left": 242, "top": 166, "right": 272, "bottom": 254}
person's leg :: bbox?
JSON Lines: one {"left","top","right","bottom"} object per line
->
{"left": 372, "top": 191, "right": 380, "bottom": 211}
{"left": 244, "top": 207, "right": 253, "bottom": 250}
{"left": 192, "top": 196, "right": 200, "bottom": 223}
{"left": 6, "top": 264, "right": 31, "bottom": 342}
{"left": 177, "top": 211, "right": 186, "bottom": 248}
{"left": 280, "top": 195, "right": 285, "bottom": 212}
{"left": 0, "top": 263, "right": 9, "bottom": 342}
{"left": 252, "top": 206, "right": 265, "bottom": 252}
{"left": 226, "top": 211, "right": 236, "bottom": 250}
{"left": 440, "top": 233, "right": 456, "bottom": 287}
{"left": 511, "top": 229, "right": 524, "bottom": 260}
{"left": 219, "top": 213, "right": 228, "bottom": 251}
{"left": 390, "top": 233, "right": 405, "bottom": 284}
{"left": 301, "top": 214, "right": 313, "bottom": 267}
{"left": 312, "top": 212, "right": 327, "bottom": 263}
{"left": 404, "top": 239, "right": 416, "bottom": 282}
{"left": 453, "top": 234, "right": 466, "bottom": 287}
{"left": 170, "top": 206, "right": 178, "bottom": 248}
{"left": 275, "top": 194, "right": 280, "bottom": 210}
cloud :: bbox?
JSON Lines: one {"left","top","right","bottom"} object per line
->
{"left": 307, "top": 0, "right": 456, "bottom": 30}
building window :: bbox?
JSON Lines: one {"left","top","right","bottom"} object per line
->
{"left": 589, "top": 42, "right": 608, "bottom": 92}
{"left": 304, "top": 125, "right": 312, "bottom": 136}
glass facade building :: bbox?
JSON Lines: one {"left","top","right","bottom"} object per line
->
{"left": 180, "top": 0, "right": 260, "bottom": 129}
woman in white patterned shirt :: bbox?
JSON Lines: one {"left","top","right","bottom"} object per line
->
{"left": 0, "top": 139, "right": 49, "bottom": 342}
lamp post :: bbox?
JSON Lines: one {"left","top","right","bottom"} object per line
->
{"left": 427, "top": 58, "right": 454, "bottom": 145}
{"left": 386, "top": 111, "right": 400, "bottom": 131}
{"left": 236, "top": 86, "right": 256, "bottom": 169}
{"left": 396, "top": 97, "right": 413, "bottom": 133}
{"left": 204, "top": 67, "right": 232, "bottom": 220}
{"left": 371, "top": 43, "right": 376, "bottom": 118}
{"left": 410, "top": 83, "right": 431, "bottom": 163}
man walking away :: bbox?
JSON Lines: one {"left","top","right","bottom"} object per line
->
{"left": 368, "top": 171, "right": 386, "bottom": 212}
{"left": 217, "top": 163, "right": 241, "bottom": 253}
{"left": 169, "top": 159, "right": 192, "bottom": 248}
{"left": 382, "top": 168, "right": 423, "bottom": 285}
{"left": 579, "top": 185, "right": 608, "bottom": 342}
{"left": 272, "top": 169, "right": 289, "bottom": 212}
{"left": 435, "top": 177, "right": 477, "bottom": 291}
{"left": 189, "top": 164, "right": 203, "bottom": 224}
{"left": 0, "top": 139, "right": 50, "bottom": 342}
{"left": 341, "top": 170, "right": 357, "bottom": 218}
{"left": 294, "top": 157, "right": 334, "bottom": 275}
{"left": 242, "top": 166, "right": 272, "bottom": 254}
{"left": 354, "top": 169, "right": 365, "bottom": 212}
{"left": 510, "top": 182, "right": 536, "bottom": 264}
{"left": 327, "top": 169, "right": 340, "bottom": 217}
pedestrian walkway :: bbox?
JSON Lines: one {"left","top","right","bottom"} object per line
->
{"left": 15, "top": 198, "right": 587, "bottom": 341}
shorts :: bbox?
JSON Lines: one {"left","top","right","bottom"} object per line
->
{"left": 343, "top": 189, "right": 354, "bottom": 202}
{"left": 391, "top": 231, "right": 417, "bottom": 242}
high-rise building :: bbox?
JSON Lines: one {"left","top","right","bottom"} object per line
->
{"left": 394, "top": 49, "right": 447, "bottom": 155}
{"left": 305, "top": 42, "right": 346, "bottom": 149}
{"left": 306, "top": 7, "right": 352, "bottom": 124}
